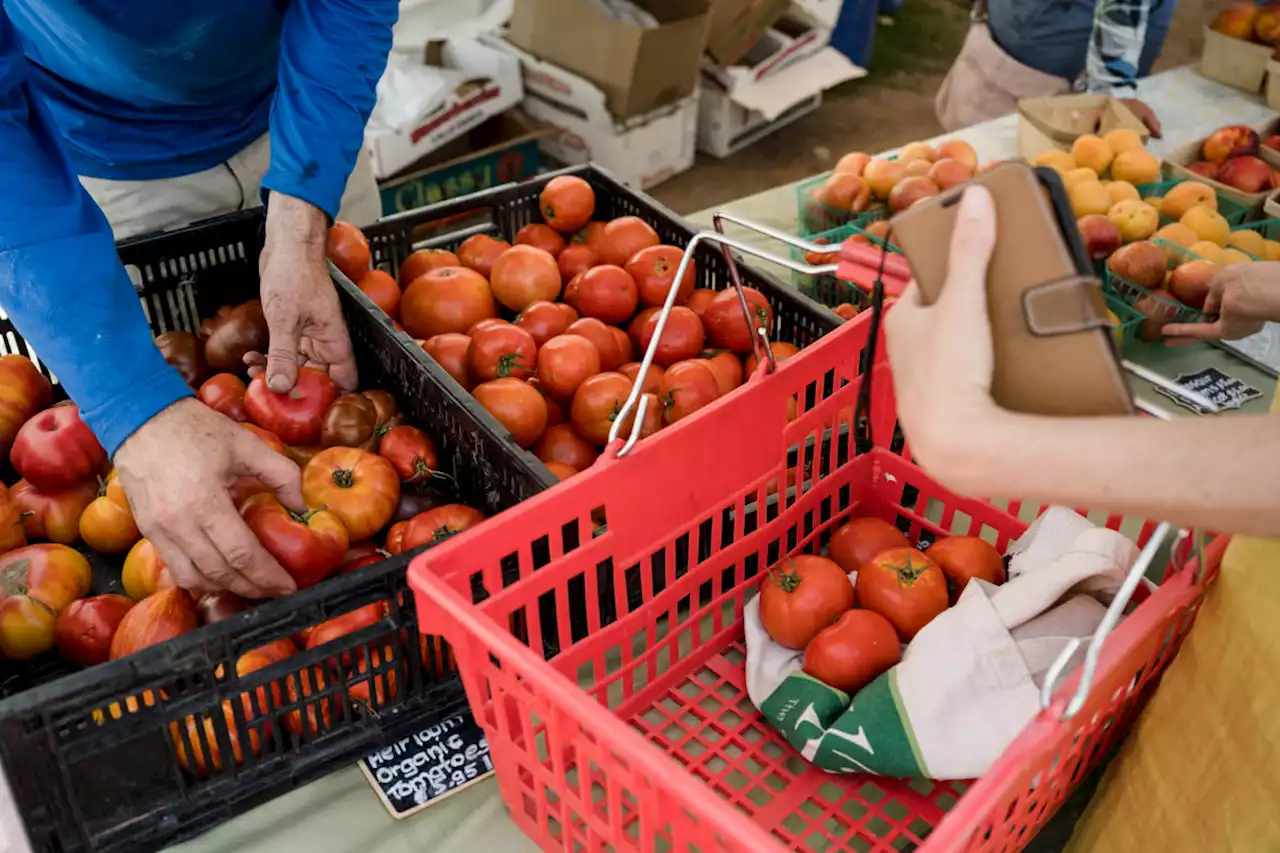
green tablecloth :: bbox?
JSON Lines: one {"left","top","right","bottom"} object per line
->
{"left": 166, "top": 64, "right": 1276, "bottom": 853}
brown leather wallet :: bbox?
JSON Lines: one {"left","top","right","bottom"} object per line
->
{"left": 890, "top": 161, "right": 1133, "bottom": 416}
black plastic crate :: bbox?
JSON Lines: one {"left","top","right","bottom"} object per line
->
{"left": 0, "top": 209, "right": 555, "bottom": 853}
{"left": 362, "top": 164, "right": 845, "bottom": 478}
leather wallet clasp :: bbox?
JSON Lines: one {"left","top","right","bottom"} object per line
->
{"left": 1021, "top": 274, "right": 1110, "bottom": 337}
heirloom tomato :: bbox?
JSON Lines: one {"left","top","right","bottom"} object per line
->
{"left": 10, "top": 405, "right": 106, "bottom": 490}
{"left": 301, "top": 447, "right": 400, "bottom": 541}
{"left": 241, "top": 493, "right": 349, "bottom": 590}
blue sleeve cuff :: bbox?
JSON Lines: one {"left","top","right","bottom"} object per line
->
{"left": 85, "top": 369, "right": 195, "bottom": 458}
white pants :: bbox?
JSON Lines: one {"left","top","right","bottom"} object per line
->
{"left": 80, "top": 134, "right": 382, "bottom": 240}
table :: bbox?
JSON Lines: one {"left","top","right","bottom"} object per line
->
{"left": 168, "top": 64, "right": 1276, "bottom": 853}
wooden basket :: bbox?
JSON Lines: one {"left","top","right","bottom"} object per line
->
{"left": 1016, "top": 93, "right": 1149, "bottom": 160}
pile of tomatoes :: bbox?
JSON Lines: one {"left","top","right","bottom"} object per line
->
{"left": 326, "top": 175, "right": 859, "bottom": 480}
{"left": 759, "top": 516, "right": 1006, "bottom": 695}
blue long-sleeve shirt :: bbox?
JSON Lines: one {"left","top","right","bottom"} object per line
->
{"left": 0, "top": 1, "right": 396, "bottom": 455}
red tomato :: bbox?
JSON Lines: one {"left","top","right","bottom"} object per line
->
{"left": 618, "top": 362, "right": 664, "bottom": 396}
{"left": 55, "top": 594, "right": 135, "bottom": 667}
{"left": 456, "top": 234, "right": 510, "bottom": 279}
{"left": 241, "top": 493, "right": 350, "bottom": 589}
{"left": 469, "top": 324, "right": 538, "bottom": 382}
{"left": 10, "top": 405, "right": 106, "bottom": 490}
{"left": 599, "top": 217, "right": 660, "bottom": 267}
{"left": 686, "top": 289, "right": 717, "bottom": 320}
{"left": 855, "top": 548, "right": 948, "bottom": 642}
{"left": 357, "top": 269, "right": 402, "bottom": 320}
{"left": 804, "top": 609, "right": 902, "bottom": 694}
{"left": 580, "top": 221, "right": 608, "bottom": 256}
{"left": 534, "top": 423, "right": 599, "bottom": 470}
{"left": 575, "top": 265, "right": 639, "bottom": 325}
{"left": 398, "top": 249, "right": 459, "bottom": 287}
{"left": 0, "top": 355, "right": 52, "bottom": 457}
{"left": 515, "top": 223, "right": 567, "bottom": 257}
{"left": 658, "top": 360, "right": 719, "bottom": 425}
{"left": 926, "top": 536, "right": 1006, "bottom": 601}
{"left": 758, "top": 555, "right": 854, "bottom": 650}
{"left": 198, "top": 373, "right": 249, "bottom": 422}
{"left": 557, "top": 244, "right": 597, "bottom": 283}
{"left": 627, "top": 245, "right": 695, "bottom": 308}
{"left": 472, "top": 379, "right": 548, "bottom": 448}
{"left": 610, "top": 327, "right": 633, "bottom": 364}
{"left": 827, "top": 517, "right": 909, "bottom": 574}
{"left": 628, "top": 307, "right": 659, "bottom": 351}
{"left": 327, "top": 222, "right": 370, "bottom": 281}
{"left": 702, "top": 351, "right": 743, "bottom": 397}
{"left": 744, "top": 342, "right": 800, "bottom": 377}
{"left": 0, "top": 484, "right": 25, "bottom": 554}
{"left": 566, "top": 318, "right": 625, "bottom": 371}
{"left": 385, "top": 521, "right": 409, "bottom": 555}
{"left": 540, "top": 175, "right": 596, "bottom": 233}
{"left": 421, "top": 334, "right": 474, "bottom": 390}
{"left": 704, "top": 287, "right": 774, "bottom": 353}
{"left": 490, "top": 245, "right": 562, "bottom": 312}
{"left": 240, "top": 422, "right": 287, "bottom": 454}
{"left": 536, "top": 334, "right": 601, "bottom": 401}
{"left": 377, "top": 425, "right": 440, "bottom": 485}
{"left": 306, "top": 602, "right": 386, "bottom": 653}
{"left": 243, "top": 366, "right": 339, "bottom": 446}
{"left": 516, "top": 301, "right": 574, "bottom": 347}
{"left": 833, "top": 303, "right": 860, "bottom": 322}
{"left": 545, "top": 461, "right": 577, "bottom": 481}
{"left": 638, "top": 306, "right": 706, "bottom": 366}
{"left": 401, "top": 267, "right": 497, "bottom": 339}
{"left": 301, "top": 447, "right": 400, "bottom": 542}
{"left": 401, "top": 505, "right": 486, "bottom": 551}
{"left": 618, "top": 392, "right": 663, "bottom": 441}
{"left": 562, "top": 271, "right": 583, "bottom": 308}
{"left": 570, "top": 372, "right": 633, "bottom": 446}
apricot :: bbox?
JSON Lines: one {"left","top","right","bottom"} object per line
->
{"left": 935, "top": 139, "right": 979, "bottom": 172}
{"left": 1108, "top": 199, "right": 1159, "bottom": 242}
{"left": 1070, "top": 181, "right": 1113, "bottom": 217}
{"left": 1111, "top": 149, "right": 1161, "bottom": 186}
{"left": 1106, "top": 180, "right": 1141, "bottom": 206}
{"left": 1228, "top": 228, "right": 1266, "bottom": 257}
{"left": 1264, "top": 239, "right": 1280, "bottom": 261}
{"left": 1189, "top": 241, "right": 1226, "bottom": 265}
{"left": 902, "top": 159, "right": 932, "bottom": 179}
{"left": 1222, "top": 248, "right": 1254, "bottom": 265}
{"left": 864, "top": 159, "right": 906, "bottom": 200}
{"left": 1160, "top": 182, "right": 1217, "bottom": 220}
{"left": 1064, "top": 167, "right": 1102, "bottom": 189}
{"left": 1154, "top": 222, "right": 1199, "bottom": 249}
{"left": 834, "top": 152, "right": 870, "bottom": 176}
{"left": 822, "top": 173, "right": 872, "bottom": 212}
{"left": 927, "top": 158, "right": 973, "bottom": 190}
{"left": 1180, "top": 207, "right": 1231, "bottom": 247}
{"left": 1071, "top": 134, "right": 1114, "bottom": 175}
{"left": 887, "top": 177, "right": 940, "bottom": 213}
{"left": 1103, "top": 128, "right": 1145, "bottom": 156}
{"left": 1033, "top": 149, "right": 1076, "bottom": 175}
{"left": 898, "top": 141, "right": 936, "bottom": 163}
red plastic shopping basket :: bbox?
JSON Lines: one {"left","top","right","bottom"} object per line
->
{"left": 409, "top": 308, "right": 1222, "bottom": 853}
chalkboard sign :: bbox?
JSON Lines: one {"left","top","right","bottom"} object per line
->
{"left": 1152, "top": 366, "right": 1262, "bottom": 415}
{"left": 358, "top": 710, "right": 494, "bottom": 819}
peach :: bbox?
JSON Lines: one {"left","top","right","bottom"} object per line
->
{"left": 1064, "top": 167, "right": 1102, "bottom": 189}
{"left": 1103, "top": 128, "right": 1145, "bottom": 156}
{"left": 1106, "top": 180, "right": 1140, "bottom": 206}
{"left": 927, "top": 158, "right": 973, "bottom": 190}
{"left": 1264, "top": 239, "right": 1280, "bottom": 260}
{"left": 888, "top": 176, "right": 941, "bottom": 213}
{"left": 834, "top": 152, "right": 870, "bottom": 176}
{"left": 1071, "top": 134, "right": 1114, "bottom": 175}
{"left": 1108, "top": 199, "right": 1159, "bottom": 242}
{"left": 1217, "top": 155, "right": 1273, "bottom": 193}
{"left": 1186, "top": 161, "right": 1220, "bottom": 180}
{"left": 1201, "top": 125, "right": 1260, "bottom": 164}
{"left": 1110, "top": 149, "right": 1161, "bottom": 185}
{"left": 903, "top": 159, "right": 933, "bottom": 179}
{"left": 898, "top": 142, "right": 936, "bottom": 163}
{"left": 864, "top": 159, "right": 905, "bottom": 200}
{"left": 1108, "top": 241, "right": 1167, "bottom": 289}
{"left": 1154, "top": 222, "right": 1199, "bottom": 248}
{"left": 1228, "top": 228, "right": 1267, "bottom": 256}
{"left": 821, "top": 173, "right": 872, "bottom": 212}
{"left": 1033, "top": 149, "right": 1076, "bottom": 175}
{"left": 1168, "top": 260, "right": 1217, "bottom": 309}
{"left": 1134, "top": 289, "right": 1178, "bottom": 341}
{"left": 1210, "top": 2, "right": 1261, "bottom": 39}
{"left": 1160, "top": 181, "right": 1217, "bottom": 220}
{"left": 935, "top": 140, "right": 979, "bottom": 172}
{"left": 1181, "top": 207, "right": 1231, "bottom": 246}
{"left": 1077, "top": 214, "right": 1123, "bottom": 260}
{"left": 864, "top": 220, "right": 895, "bottom": 247}
{"left": 1222, "top": 248, "right": 1254, "bottom": 265}
{"left": 1070, "top": 181, "right": 1113, "bottom": 217}
{"left": 1189, "top": 241, "right": 1227, "bottom": 265}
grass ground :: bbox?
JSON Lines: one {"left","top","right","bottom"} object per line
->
{"left": 652, "top": 0, "right": 1223, "bottom": 215}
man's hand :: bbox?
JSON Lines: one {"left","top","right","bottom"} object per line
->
{"left": 1116, "top": 98, "right": 1162, "bottom": 139}
{"left": 1163, "top": 262, "right": 1280, "bottom": 343}
{"left": 114, "top": 398, "right": 302, "bottom": 598}
{"left": 884, "top": 186, "right": 1005, "bottom": 468}
{"left": 246, "top": 192, "right": 358, "bottom": 393}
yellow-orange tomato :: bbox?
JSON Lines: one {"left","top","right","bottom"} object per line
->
{"left": 80, "top": 495, "right": 141, "bottom": 554}
{"left": 0, "top": 543, "right": 92, "bottom": 613}
{"left": 0, "top": 484, "right": 26, "bottom": 555}
{"left": 301, "top": 447, "right": 401, "bottom": 541}
{"left": 0, "top": 355, "right": 52, "bottom": 456}
{"left": 0, "top": 595, "right": 57, "bottom": 659}
{"left": 10, "top": 478, "right": 98, "bottom": 545}
{"left": 122, "top": 539, "right": 168, "bottom": 600}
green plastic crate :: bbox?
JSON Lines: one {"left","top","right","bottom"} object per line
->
{"left": 795, "top": 155, "right": 900, "bottom": 238}
{"left": 1136, "top": 179, "right": 1249, "bottom": 226}
{"left": 1104, "top": 293, "right": 1145, "bottom": 347}
{"left": 1102, "top": 237, "right": 1206, "bottom": 339}
{"left": 788, "top": 212, "right": 902, "bottom": 309}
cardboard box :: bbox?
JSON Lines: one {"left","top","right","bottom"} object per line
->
{"left": 702, "top": 2, "right": 836, "bottom": 91}
{"left": 1263, "top": 187, "right": 1280, "bottom": 219}
{"left": 365, "top": 39, "right": 523, "bottom": 179}
{"left": 377, "top": 112, "right": 550, "bottom": 216}
{"left": 1199, "top": 26, "right": 1272, "bottom": 93}
{"left": 1164, "top": 133, "right": 1273, "bottom": 216}
{"left": 1015, "top": 94, "right": 1149, "bottom": 161}
{"left": 486, "top": 35, "right": 698, "bottom": 189}
{"left": 507, "top": 0, "right": 711, "bottom": 119}
{"left": 705, "top": 0, "right": 790, "bottom": 67}
{"left": 796, "top": 0, "right": 844, "bottom": 27}
{"left": 697, "top": 46, "right": 864, "bottom": 158}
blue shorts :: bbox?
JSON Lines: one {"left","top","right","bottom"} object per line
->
{"left": 987, "top": 0, "right": 1176, "bottom": 84}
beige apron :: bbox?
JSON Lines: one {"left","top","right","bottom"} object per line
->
{"left": 935, "top": 23, "right": 1071, "bottom": 133}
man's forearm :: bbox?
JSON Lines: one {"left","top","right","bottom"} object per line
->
{"left": 266, "top": 191, "right": 327, "bottom": 247}
{"left": 913, "top": 411, "right": 1280, "bottom": 538}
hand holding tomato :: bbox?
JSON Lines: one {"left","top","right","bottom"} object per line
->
{"left": 240, "top": 493, "right": 349, "bottom": 589}
{"left": 113, "top": 398, "right": 303, "bottom": 599}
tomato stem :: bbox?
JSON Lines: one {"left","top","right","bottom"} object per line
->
{"left": 332, "top": 468, "right": 355, "bottom": 489}
{"left": 891, "top": 552, "right": 929, "bottom": 587}
{"left": 292, "top": 505, "right": 330, "bottom": 524}
{"left": 768, "top": 556, "right": 802, "bottom": 592}
{"left": 496, "top": 352, "right": 527, "bottom": 378}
